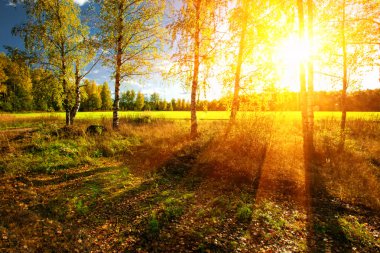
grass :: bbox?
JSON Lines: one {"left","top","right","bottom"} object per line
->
{"left": 339, "top": 215, "right": 380, "bottom": 248}
{"left": 1, "top": 110, "right": 380, "bottom": 121}
{"left": 0, "top": 112, "right": 379, "bottom": 252}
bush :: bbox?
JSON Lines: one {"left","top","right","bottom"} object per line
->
{"left": 86, "top": 125, "right": 107, "bottom": 135}
{"left": 339, "top": 215, "right": 380, "bottom": 248}
{"left": 236, "top": 204, "right": 252, "bottom": 223}
{"left": 129, "top": 115, "right": 152, "bottom": 124}
{"left": 148, "top": 213, "right": 160, "bottom": 235}
{"left": 162, "top": 197, "right": 184, "bottom": 221}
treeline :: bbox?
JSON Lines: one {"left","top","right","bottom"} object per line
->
{"left": 0, "top": 52, "right": 114, "bottom": 112}
{"left": 80, "top": 80, "right": 112, "bottom": 111}
{"left": 119, "top": 89, "right": 380, "bottom": 112}
{"left": 235, "top": 90, "right": 380, "bottom": 112}
{"left": 1, "top": 50, "right": 379, "bottom": 112}
{"left": 119, "top": 90, "right": 191, "bottom": 111}
{"left": 0, "top": 52, "right": 59, "bottom": 111}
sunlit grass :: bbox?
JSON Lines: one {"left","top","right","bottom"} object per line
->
{"left": 1, "top": 113, "right": 379, "bottom": 251}
{"left": 1, "top": 111, "right": 379, "bottom": 121}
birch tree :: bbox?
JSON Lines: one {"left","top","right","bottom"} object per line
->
{"left": 339, "top": 0, "right": 379, "bottom": 149}
{"left": 228, "top": 0, "right": 291, "bottom": 122}
{"left": 14, "top": 0, "right": 88, "bottom": 125}
{"left": 168, "top": 0, "right": 226, "bottom": 139}
{"left": 97, "top": 0, "right": 164, "bottom": 129}
{"left": 317, "top": 0, "right": 379, "bottom": 149}
{"left": 297, "top": 0, "right": 315, "bottom": 157}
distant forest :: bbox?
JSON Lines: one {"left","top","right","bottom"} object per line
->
{"left": 1, "top": 52, "right": 379, "bottom": 112}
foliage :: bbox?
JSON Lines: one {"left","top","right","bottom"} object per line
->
{"left": 14, "top": 0, "right": 88, "bottom": 124}
{"left": 339, "top": 215, "right": 380, "bottom": 248}
{"left": 120, "top": 90, "right": 136, "bottom": 111}
{"left": 317, "top": 0, "right": 380, "bottom": 89}
{"left": 236, "top": 204, "right": 253, "bottom": 223}
{"left": 82, "top": 80, "right": 102, "bottom": 111}
{"left": 148, "top": 212, "right": 160, "bottom": 234}
{"left": 31, "top": 68, "right": 62, "bottom": 111}
{"left": 0, "top": 53, "right": 33, "bottom": 111}
{"left": 100, "top": 82, "right": 113, "bottom": 110}
{"left": 135, "top": 91, "right": 145, "bottom": 111}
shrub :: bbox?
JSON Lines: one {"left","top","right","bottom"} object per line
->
{"left": 162, "top": 197, "right": 184, "bottom": 221}
{"left": 86, "top": 125, "right": 107, "bottom": 136}
{"left": 236, "top": 204, "right": 252, "bottom": 223}
{"left": 339, "top": 215, "right": 380, "bottom": 248}
{"left": 148, "top": 213, "right": 160, "bottom": 234}
{"left": 129, "top": 115, "right": 152, "bottom": 124}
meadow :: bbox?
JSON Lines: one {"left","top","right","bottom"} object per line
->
{"left": 1, "top": 111, "right": 379, "bottom": 129}
{"left": 0, "top": 111, "right": 379, "bottom": 252}
{"left": 2, "top": 110, "right": 380, "bottom": 120}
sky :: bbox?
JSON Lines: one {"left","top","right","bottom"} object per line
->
{"left": 0, "top": 0, "right": 378, "bottom": 100}
{"left": 0, "top": 0, "right": 196, "bottom": 101}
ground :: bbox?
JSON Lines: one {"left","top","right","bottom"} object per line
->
{"left": 0, "top": 113, "right": 379, "bottom": 252}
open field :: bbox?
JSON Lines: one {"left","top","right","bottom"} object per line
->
{"left": 1, "top": 111, "right": 379, "bottom": 130}
{"left": 2, "top": 111, "right": 380, "bottom": 120}
{"left": 0, "top": 113, "right": 380, "bottom": 252}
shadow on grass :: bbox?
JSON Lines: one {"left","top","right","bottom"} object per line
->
{"left": 252, "top": 144, "right": 268, "bottom": 199}
{"left": 107, "top": 142, "right": 210, "bottom": 251}
{"left": 2, "top": 130, "right": 271, "bottom": 252}
{"left": 306, "top": 154, "right": 353, "bottom": 252}
{"left": 30, "top": 166, "right": 115, "bottom": 186}
{"left": 3, "top": 142, "right": 204, "bottom": 252}
{"left": 131, "top": 141, "right": 270, "bottom": 253}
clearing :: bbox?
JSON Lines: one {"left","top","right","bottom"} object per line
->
{"left": 0, "top": 113, "right": 379, "bottom": 252}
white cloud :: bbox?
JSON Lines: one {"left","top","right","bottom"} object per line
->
{"left": 74, "top": 0, "right": 89, "bottom": 6}
{"left": 122, "top": 80, "right": 142, "bottom": 88}
{"left": 7, "top": 1, "right": 16, "bottom": 7}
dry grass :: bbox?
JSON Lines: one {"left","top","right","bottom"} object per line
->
{"left": 1, "top": 113, "right": 380, "bottom": 252}
{"left": 315, "top": 118, "right": 380, "bottom": 210}
{"left": 196, "top": 116, "right": 273, "bottom": 184}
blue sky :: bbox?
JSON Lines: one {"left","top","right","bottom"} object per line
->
{"left": 0, "top": 0, "right": 196, "bottom": 101}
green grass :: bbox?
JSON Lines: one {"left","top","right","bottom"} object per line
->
{"left": 1, "top": 110, "right": 380, "bottom": 121}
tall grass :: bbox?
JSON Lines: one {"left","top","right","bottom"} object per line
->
{"left": 1, "top": 112, "right": 379, "bottom": 211}
{"left": 2, "top": 111, "right": 379, "bottom": 124}
{"left": 315, "top": 117, "right": 380, "bottom": 210}
{"left": 196, "top": 114, "right": 274, "bottom": 184}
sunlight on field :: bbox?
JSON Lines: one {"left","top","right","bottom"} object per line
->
{"left": 1, "top": 111, "right": 380, "bottom": 121}
{"left": 1, "top": 111, "right": 379, "bottom": 252}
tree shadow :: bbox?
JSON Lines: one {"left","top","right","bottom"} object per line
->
{"left": 306, "top": 154, "right": 353, "bottom": 252}
{"left": 3, "top": 128, "right": 272, "bottom": 252}
{"left": 30, "top": 166, "right": 115, "bottom": 186}
{"left": 135, "top": 141, "right": 270, "bottom": 252}
{"left": 252, "top": 143, "right": 268, "bottom": 199}
{"left": 4, "top": 141, "right": 209, "bottom": 252}
{"left": 58, "top": 140, "right": 211, "bottom": 251}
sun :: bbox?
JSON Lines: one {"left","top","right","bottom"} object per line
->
{"left": 275, "top": 34, "right": 310, "bottom": 91}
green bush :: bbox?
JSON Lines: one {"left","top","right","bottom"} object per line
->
{"left": 253, "top": 201, "right": 286, "bottom": 231}
{"left": 236, "top": 204, "right": 252, "bottom": 222}
{"left": 163, "top": 197, "right": 184, "bottom": 221}
{"left": 339, "top": 215, "right": 380, "bottom": 248}
{"left": 148, "top": 213, "right": 160, "bottom": 234}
